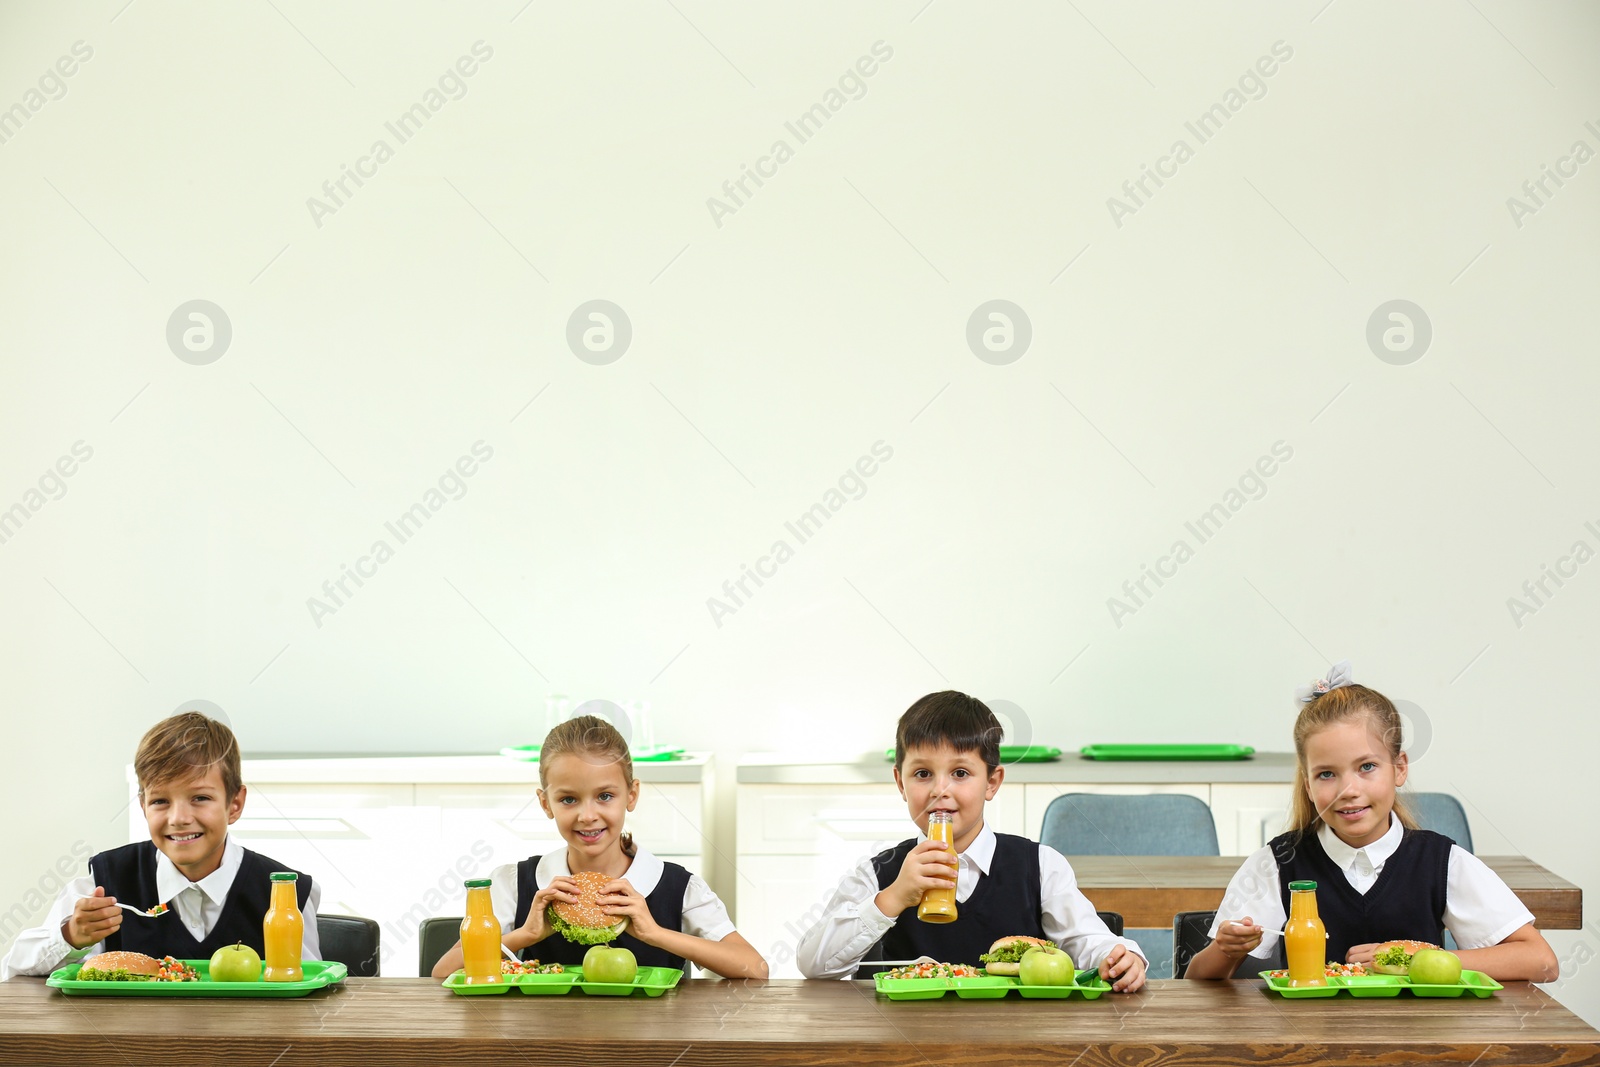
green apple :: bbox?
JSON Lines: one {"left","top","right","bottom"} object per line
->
{"left": 582, "top": 944, "right": 638, "bottom": 984}
{"left": 1407, "top": 949, "right": 1463, "bottom": 986}
{"left": 208, "top": 942, "right": 262, "bottom": 982}
{"left": 1017, "top": 944, "right": 1075, "bottom": 986}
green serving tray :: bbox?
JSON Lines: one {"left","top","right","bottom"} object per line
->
{"left": 884, "top": 745, "right": 1062, "bottom": 763}
{"left": 442, "top": 969, "right": 578, "bottom": 995}
{"left": 1080, "top": 744, "right": 1255, "bottom": 761}
{"left": 500, "top": 745, "right": 686, "bottom": 762}
{"left": 48, "top": 959, "right": 347, "bottom": 998}
{"left": 874, "top": 968, "right": 1109, "bottom": 1001}
{"left": 1259, "top": 970, "right": 1502, "bottom": 999}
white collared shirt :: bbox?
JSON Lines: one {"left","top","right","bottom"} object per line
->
{"left": 794, "top": 821, "right": 1145, "bottom": 980}
{"left": 1, "top": 837, "right": 322, "bottom": 980}
{"left": 485, "top": 845, "right": 736, "bottom": 960}
{"left": 1207, "top": 816, "right": 1535, "bottom": 959}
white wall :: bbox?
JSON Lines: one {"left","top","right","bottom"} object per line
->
{"left": 2, "top": 0, "right": 1597, "bottom": 1020}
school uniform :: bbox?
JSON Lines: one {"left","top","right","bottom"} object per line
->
{"left": 1207, "top": 816, "right": 1534, "bottom": 962}
{"left": 1, "top": 836, "right": 322, "bottom": 980}
{"left": 795, "top": 821, "right": 1144, "bottom": 980}
{"left": 485, "top": 845, "right": 735, "bottom": 973}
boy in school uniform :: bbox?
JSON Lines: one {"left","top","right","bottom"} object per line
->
{"left": 1, "top": 711, "right": 320, "bottom": 979}
{"left": 796, "top": 691, "right": 1147, "bottom": 990}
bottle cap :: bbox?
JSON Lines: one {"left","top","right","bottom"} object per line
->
{"left": 1288, "top": 879, "right": 1317, "bottom": 891}
{"left": 464, "top": 878, "right": 492, "bottom": 888}
{"left": 269, "top": 872, "right": 298, "bottom": 882}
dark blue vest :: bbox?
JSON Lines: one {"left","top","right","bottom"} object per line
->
{"left": 513, "top": 856, "right": 690, "bottom": 970}
{"left": 855, "top": 832, "right": 1046, "bottom": 979}
{"left": 1269, "top": 827, "right": 1452, "bottom": 963}
{"left": 88, "top": 841, "right": 312, "bottom": 959}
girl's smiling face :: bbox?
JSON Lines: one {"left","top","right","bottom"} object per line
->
{"left": 537, "top": 753, "right": 639, "bottom": 869}
{"left": 1303, "top": 717, "right": 1408, "bottom": 849}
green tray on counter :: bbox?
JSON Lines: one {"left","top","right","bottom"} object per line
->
{"left": 501, "top": 745, "right": 686, "bottom": 762}
{"left": 1259, "top": 970, "right": 1502, "bottom": 999}
{"left": 874, "top": 968, "right": 1108, "bottom": 1001}
{"left": 48, "top": 959, "right": 347, "bottom": 998}
{"left": 444, "top": 965, "right": 683, "bottom": 997}
{"left": 1079, "top": 744, "right": 1255, "bottom": 761}
{"left": 885, "top": 745, "right": 1061, "bottom": 763}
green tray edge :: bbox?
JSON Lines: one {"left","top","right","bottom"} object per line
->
{"left": 1080, "top": 744, "right": 1256, "bottom": 761}
{"left": 48, "top": 959, "right": 347, "bottom": 997}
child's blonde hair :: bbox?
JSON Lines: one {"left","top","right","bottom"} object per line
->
{"left": 1288, "top": 684, "right": 1417, "bottom": 836}
{"left": 538, "top": 714, "right": 636, "bottom": 856}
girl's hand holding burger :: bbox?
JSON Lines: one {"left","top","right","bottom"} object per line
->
{"left": 510, "top": 875, "right": 581, "bottom": 949}
{"left": 598, "top": 878, "right": 659, "bottom": 943}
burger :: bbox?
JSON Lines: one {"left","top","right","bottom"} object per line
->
{"left": 978, "top": 936, "right": 1058, "bottom": 976}
{"left": 1371, "top": 940, "right": 1439, "bottom": 975}
{"left": 77, "top": 951, "right": 164, "bottom": 981}
{"left": 548, "top": 871, "right": 627, "bottom": 946}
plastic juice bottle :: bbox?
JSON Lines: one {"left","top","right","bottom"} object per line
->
{"left": 262, "top": 872, "right": 304, "bottom": 983}
{"left": 460, "top": 878, "right": 502, "bottom": 984}
{"left": 1284, "top": 880, "right": 1327, "bottom": 988}
{"left": 917, "top": 811, "right": 958, "bottom": 923}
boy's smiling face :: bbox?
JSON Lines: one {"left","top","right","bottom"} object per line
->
{"left": 894, "top": 742, "right": 1003, "bottom": 854}
{"left": 139, "top": 765, "right": 245, "bottom": 882}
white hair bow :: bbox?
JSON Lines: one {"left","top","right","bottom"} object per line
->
{"left": 1295, "top": 660, "right": 1353, "bottom": 704}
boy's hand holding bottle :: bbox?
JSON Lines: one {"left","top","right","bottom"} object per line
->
{"left": 506, "top": 875, "right": 581, "bottom": 950}
{"left": 874, "top": 839, "right": 958, "bottom": 916}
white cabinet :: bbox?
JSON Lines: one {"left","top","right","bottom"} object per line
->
{"left": 1210, "top": 783, "right": 1293, "bottom": 855}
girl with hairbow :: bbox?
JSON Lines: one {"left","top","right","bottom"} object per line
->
{"left": 1185, "top": 663, "right": 1558, "bottom": 981}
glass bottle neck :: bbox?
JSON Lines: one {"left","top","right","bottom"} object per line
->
{"left": 270, "top": 882, "right": 298, "bottom": 909}
{"left": 1289, "top": 891, "right": 1319, "bottom": 921}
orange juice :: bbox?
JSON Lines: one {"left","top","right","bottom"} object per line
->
{"left": 460, "top": 878, "right": 502, "bottom": 984}
{"left": 262, "top": 872, "right": 304, "bottom": 983}
{"left": 1284, "top": 880, "right": 1327, "bottom": 988}
{"left": 917, "top": 811, "right": 958, "bottom": 923}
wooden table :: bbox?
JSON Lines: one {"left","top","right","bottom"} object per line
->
{"left": 1070, "top": 855, "right": 1584, "bottom": 929}
{"left": 3, "top": 977, "right": 1597, "bottom": 1067}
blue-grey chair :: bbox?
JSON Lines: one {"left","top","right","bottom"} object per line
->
{"left": 1040, "top": 793, "right": 1220, "bottom": 856}
{"left": 1406, "top": 792, "right": 1473, "bottom": 853}
{"left": 1041, "top": 793, "right": 1220, "bottom": 979}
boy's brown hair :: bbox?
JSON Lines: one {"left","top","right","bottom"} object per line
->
{"left": 894, "top": 691, "right": 1003, "bottom": 773}
{"left": 135, "top": 711, "right": 243, "bottom": 799}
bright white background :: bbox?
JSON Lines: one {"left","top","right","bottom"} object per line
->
{"left": 2, "top": 0, "right": 1597, "bottom": 1021}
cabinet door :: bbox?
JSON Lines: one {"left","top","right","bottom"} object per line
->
{"left": 732, "top": 854, "right": 876, "bottom": 980}
{"left": 1210, "top": 784, "right": 1292, "bottom": 854}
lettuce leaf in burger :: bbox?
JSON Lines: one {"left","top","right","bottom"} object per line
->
{"left": 548, "top": 870, "right": 628, "bottom": 945}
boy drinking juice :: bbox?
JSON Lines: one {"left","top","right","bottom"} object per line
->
{"left": 795, "top": 691, "right": 1147, "bottom": 990}
{"left": 1, "top": 711, "right": 321, "bottom": 979}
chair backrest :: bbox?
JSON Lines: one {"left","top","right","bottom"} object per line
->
{"left": 1172, "top": 909, "right": 1282, "bottom": 977}
{"left": 1406, "top": 792, "right": 1473, "bottom": 853}
{"left": 316, "top": 913, "right": 380, "bottom": 977}
{"left": 1040, "top": 793, "right": 1220, "bottom": 856}
{"left": 419, "top": 916, "right": 462, "bottom": 977}
{"left": 1097, "top": 910, "right": 1124, "bottom": 937}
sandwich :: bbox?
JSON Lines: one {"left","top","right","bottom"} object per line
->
{"left": 547, "top": 870, "right": 628, "bottom": 946}
{"left": 1371, "top": 940, "right": 1438, "bottom": 975}
{"left": 978, "top": 935, "right": 1059, "bottom": 976}
{"left": 77, "top": 951, "right": 164, "bottom": 981}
